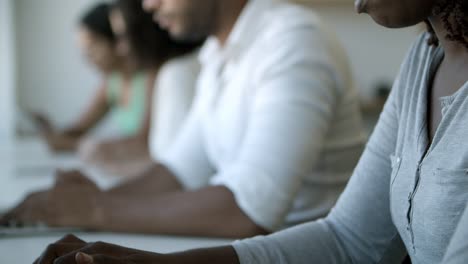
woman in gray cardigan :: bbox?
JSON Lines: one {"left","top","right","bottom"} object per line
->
{"left": 31, "top": 0, "right": 468, "bottom": 263}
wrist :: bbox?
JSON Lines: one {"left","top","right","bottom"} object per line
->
{"left": 90, "top": 191, "right": 107, "bottom": 229}
{"left": 63, "top": 127, "right": 84, "bottom": 137}
{"left": 164, "top": 246, "right": 240, "bottom": 264}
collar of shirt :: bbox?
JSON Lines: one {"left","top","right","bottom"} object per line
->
{"left": 198, "top": 0, "right": 279, "bottom": 66}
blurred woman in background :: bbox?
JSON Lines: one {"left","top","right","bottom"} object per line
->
{"left": 34, "top": 3, "right": 121, "bottom": 152}
{"left": 37, "top": 1, "right": 201, "bottom": 176}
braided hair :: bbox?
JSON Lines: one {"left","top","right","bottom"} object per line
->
{"left": 426, "top": 0, "right": 468, "bottom": 49}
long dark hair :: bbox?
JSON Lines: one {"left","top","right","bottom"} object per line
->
{"left": 426, "top": 0, "right": 468, "bottom": 49}
{"left": 80, "top": 3, "right": 115, "bottom": 42}
{"left": 114, "top": 0, "right": 203, "bottom": 70}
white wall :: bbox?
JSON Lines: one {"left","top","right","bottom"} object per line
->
{"left": 15, "top": 0, "right": 104, "bottom": 128}
{"left": 0, "top": 0, "right": 16, "bottom": 142}
{"left": 15, "top": 1, "right": 423, "bottom": 127}
{"left": 302, "top": 3, "right": 422, "bottom": 99}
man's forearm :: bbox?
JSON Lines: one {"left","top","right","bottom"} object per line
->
{"left": 95, "top": 186, "right": 268, "bottom": 238}
{"left": 106, "top": 163, "right": 183, "bottom": 196}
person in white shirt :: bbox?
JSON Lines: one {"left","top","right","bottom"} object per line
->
{"left": 149, "top": 51, "right": 200, "bottom": 159}
{"left": 1, "top": 0, "right": 365, "bottom": 238}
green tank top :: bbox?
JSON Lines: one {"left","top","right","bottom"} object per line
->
{"left": 107, "top": 72, "right": 147, "bottom": 136}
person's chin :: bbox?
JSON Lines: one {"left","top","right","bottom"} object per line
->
{"left": 369, "top": 13, "right": 423, "bottom": 29}
{"left": 169, "top": 31, "right": 188, "bottom": 41}
{"left": 171, "top": 30, "right": 204, "bottom": 42}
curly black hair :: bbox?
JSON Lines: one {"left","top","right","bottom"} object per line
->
{"left": 80, "top": 3, "right": 115, "bottom": 42}
{"left": 114, "top": 0, "right": 203, "bottom": 70}
{"left": 426, "top": 0, "right": 468, "bottom": 49}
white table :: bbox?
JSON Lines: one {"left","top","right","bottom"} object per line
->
{"left": 0, "top": 232, "right": 231, "bottom": 263}
{"left": 0, "top": 138, "right": 232, "bottom": 263}
{"left": 0, "top": 137, "right": 127, "bottom": 212}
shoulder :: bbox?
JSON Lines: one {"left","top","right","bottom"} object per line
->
{"left": 254, "top": 2, "right": 347, "bottom": 62}
{"left": 264, "top": 2, "right": 321, "bottom": 29}
{"left": 158, "top": 51, "right": 200, "bottom": 86}
{"left": 256, "top": 2, "right": 328, "bottom": 47}
{"left": 393, "top": 32, "right": 440, "bottom": 96}
{"left": 385, "top": 32, "right": 441, "bottom": 121}
{"left": 252, "top": 3, "right": 352, "bottom": 91}
{"left": 105, "top": 72, "right": 122, "bottom": 99}
{"left": 160, "top": 51, "right": 201, "bottom": 78}
{"left": 400, "top": 32, "right": 438, "bottom": 72}
{"left": 156, "top": 51, "right": 200, "bottom": 97}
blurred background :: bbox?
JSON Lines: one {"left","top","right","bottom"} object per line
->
{"left": 0, "top": 0, "right": 422, "bottom": 142}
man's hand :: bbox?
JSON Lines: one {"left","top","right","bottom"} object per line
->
{"left": 0, "top": 170, "right": 103, "bottom": 228}
{"left": 48, "top": 170, "right": 104, "bottom": 228}
{"left": 0, "top": 190, "right": 51, "bottom": 227}
{"left": 35, "top": 235, "right": 165, "bottom": 264}
{"left": 78, "top": 139, "right": 114, "bottom": 165}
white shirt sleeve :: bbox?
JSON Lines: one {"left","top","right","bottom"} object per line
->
{"left": 157, "top": 76, "right": 216, "bottom": 190}
{"left": 149, "top": 52, "right": 200, "bottom": 159}
{"left": 210, "top": 27, "right": 347, "bottom": 231}
{"left": 233, "top": 69, "right": 407, "bottom": 263}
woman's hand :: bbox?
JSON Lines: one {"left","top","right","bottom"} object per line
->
{"left": 78, "top": 139, "right": 118, "bottom": 165}
{"left": 35, "top": 235, "right": 166, "bottom": 264}
{"left": 31, "top": 113, "right": 79, "bottom": 152}
{"left": 73, "top": 252, "right": 163, "bottom": 264}
{"left": 34, "top": 235, "right": 240, "bottom": 264}
{"left": 31, "top": 112, "right": 54, "bottom": 134}
{"left": 33, "top": 234, "right": 88, "bottom": 264}
{"left": 78, "top": 138, "right": 152, "bottom": 177}
{"left": 44, "top": 133, "right": 80, "bottom": 152}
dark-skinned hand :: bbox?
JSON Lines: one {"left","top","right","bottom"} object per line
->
{"left": 35, "top": 234, "right": 166, "bottom": 264}
{"left": 0, "top": 170, "right": 103, "bottom": 228}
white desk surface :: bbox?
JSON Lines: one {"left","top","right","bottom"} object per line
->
{"left": 0, "top": 138, "right": 232, "bottom": 263}
{"left": 0, "top": 137, "right": 127, "bottom": 212}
